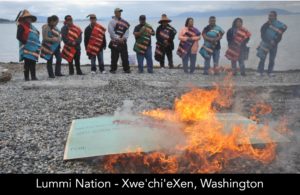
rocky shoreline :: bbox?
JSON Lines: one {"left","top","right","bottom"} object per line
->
{"left": 0, "top": 63, "right": 299, "bottom": 173}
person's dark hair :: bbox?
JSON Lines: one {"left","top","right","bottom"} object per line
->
{"left": 209, "top": 16, "right": 216, "bottom": 20}
{"left": 47, "top": 16, "right": 52, "bottom": 24}
{"left": 185, "top": 17, "right": 193, "bottom": 27}
{"left": 51, "top": 15, "right": 59, "bottom": 22}
{"left": 139, "top": 15, "right": 146, "bottom": 21}
{"left": 232, "top": 17, "right": 243, "bottom": 28}
{"left": 270, "top": 10, "right": 277, "bottom": 17}
{"left": 64, "top": 15, "right": 72, "bottom": 20}
{"left": 48, "top": 15, "right": 59, "bottom": 24}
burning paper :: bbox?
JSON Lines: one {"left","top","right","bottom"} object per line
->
{"left": 64, "top": 74, "right": 290, "bottom": 173}
{"left": 63, "top": 115, "right": 185, "bottom": 160}
{"left": 64, "top": 113, "right": 288, "bottom": 160}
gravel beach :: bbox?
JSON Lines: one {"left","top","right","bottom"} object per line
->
{"left": 0, "top": 63, "right": 300, "bottom": 173}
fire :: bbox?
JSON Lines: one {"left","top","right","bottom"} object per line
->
{"left": 101, "top": 74, "right": 287, "bottom": 173}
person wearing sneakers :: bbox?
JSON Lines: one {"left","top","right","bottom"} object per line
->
{"left": 84, "top": 14, "right": 107, "bottom": 74}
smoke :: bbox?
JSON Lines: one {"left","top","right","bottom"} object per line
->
{"left": 273, "top": 98, "right": 300, "bottom": 173}
{"left": 113, "top": 99, "right": 135, "bottom": 118}
{"left": 113, "top": 100, "right": 186, "bottom": 153}
{"left": 232, "top": 86, "right": 300, "bottom": 173}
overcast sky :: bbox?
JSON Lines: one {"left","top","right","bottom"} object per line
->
{"left": 1, "top": 0, "right": 300, "bottom": 20}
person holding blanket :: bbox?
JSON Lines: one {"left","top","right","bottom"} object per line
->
{"left": 200, "top": 16, "right": 224, "bottom": 75}
{"left": 41, "top": 15, "right": 64, "bottom": 78}
{"left": 177, "top": 18, "right": 201, "bottom": 74}
{"left": 108, "top": 8, "right": 131, "bottom": 74}
{"left": 256, "top": 11, "right": 287, "bottom": 77}
{"left": 84, "top": 14, "right": 107, "bottom": 74}
{"left": 155, "top": 14, "right": 177, "bottom": 69}
{"left": 61, "top": 15, "right": 84, "bottom": 75}
{"left": 16, "top": 9, "right": 41, "bottom": 81}
{"left": 225, "top": 18, "right": 251, "bottom": 76}
{"left": 133, "top": 15, "right": 155, "bottom": 73}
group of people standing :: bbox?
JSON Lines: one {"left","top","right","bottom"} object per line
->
{"left": 16, "top": 8, "right": 287, "bottom": 81}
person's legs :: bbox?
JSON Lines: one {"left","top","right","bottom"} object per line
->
{"left": 54, "top": 46, "right": 62, "bottom": 76}
{"left": 213, "top": 49, "right": 220, "bottom": 75}
{"left": 203, "top": 56, "right": 211, "bottom": 75}
{"left": 160, "top": 49, "right": 166, "bottom": 68}
{"left": 69, "top": 60, "right": 74, "bottom": 75}
{"left": 239, "top": 59, "right": 246, "bottom": 76}
{"left": 120, "top": 43, "right": 130, "bottom": 72}
{"left": 29, "top": 59, "right": 38, "bottom": 80}
{"left": 110, "top": 48, "right": 119, "bottom": 72}
{"left": 190, "top": 53, "right": 197, "bottom": 73}
{"left": 23, "top": 58, "right": 30, "bottom": 81}
{"left": 145, "top": 46, "right": 153, "bottom": 73}
{"left": 166, "top": 48, "right": 174, "bottom": 68}
{"left": 136, "top": 53, "right": 144, "bottom": 73}
{"left": 74, "top": 50, "right": 83, "bottom": 75}
{"left": 231, "top": 60, "right": 237, "bottom": 75}
{"left": 91, "top": 55, "right": 97, "bottom": 72}
{"left": 182, "top": 53, "right": 190, "bottom": 73}
{"left": 98, "top": 51, "right": 105, "bottom": 72}
{"left": 47, "top": 56, "right": 55, "bottom": 78}
{"left": 257, "top": 52, "right": 267, "bottom": 75}
{"left": 267, "top": 45, "right": 278, "bottom": 75}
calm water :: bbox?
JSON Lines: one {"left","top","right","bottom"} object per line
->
{"left": 1, "top": 15, "right": 299, "bottom": 70}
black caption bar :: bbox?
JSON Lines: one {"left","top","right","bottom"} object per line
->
{"left": 0, "top": 174, "right": 298, "bottom": 193}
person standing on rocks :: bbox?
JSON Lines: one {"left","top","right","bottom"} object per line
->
{"left": 200, "top": 16, "right": 224, "bottom": 75}
{"left": 133, "top": 15, "right": 155, "bottom": 73}
{"left": 177, "top": 17, "right": 201, "bottom": 74}
{"left": 225, "top": 18, "right": 251, "bottom": 76}
{"left": 84, "top": 14, "right": 107, "bottom": 74}
{"left": 16, "top": 10, "right": 41, "bottom": 81}
{"left": 41, "top": 15, "right": 65, "bottom": 78}
{"left": 155, "top": 14, "right": 177, "bottom": 69}
{"left": 256, "top": 11, "right": 287, "bottom": 77}
{"left": 108, "top": 8, "right": 131, "bottom": 74}
{"left": 61, "top": 15, "right": 84, "bottom": 75}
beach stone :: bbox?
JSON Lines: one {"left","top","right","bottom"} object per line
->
{"left": 0, "top": 69, "right": 12, "bottom": 83}
{"left": 146, "top": 81, "right": 173, "bottom": 88}
{"left": 0, "top": 64, "right": 299, "bottom": 173}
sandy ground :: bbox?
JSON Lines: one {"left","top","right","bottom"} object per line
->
{"left": 0, "top": 63, "right": 300, "bottom": 173}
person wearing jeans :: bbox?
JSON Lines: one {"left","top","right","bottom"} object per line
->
{"left": 204, "top": 49, "right": 220, "bottom": 75}
{"left": 84, "top": 14, "right": 107, "bottom": 74}
{"left": 47, "top": 46, "right": 63, "bottom": 77}
{"left": 136, "top": 46, "right": 153, "bottom": 73}
{"left": 91, "top": 51, "right": 105, "bottom": 73}
{"left": 133, "top": 15, "right": 155, "bottom": 73}
{"left": 256, "top": 11, "right": 287, "bottom": 76}
{"left": 226, "top": 18, "right": 251, "bottom": 76}
{"left": 257, "top": 45, "right": 277, "bottom": 75}
{"left": 42, "top": 15, "right": 64, "bottom": 78}
{"left": 178, "top": 17, "right": 201, "bottom": 74}
{"left": 202, "top": 16, "right": 224, "bottom": 75}
{"left": 182, "top": 48, "right": 196, "bottom": 73}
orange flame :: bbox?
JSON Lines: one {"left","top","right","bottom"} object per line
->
{"left": 102, "top": 74, "right": 287, "bottom": 173}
